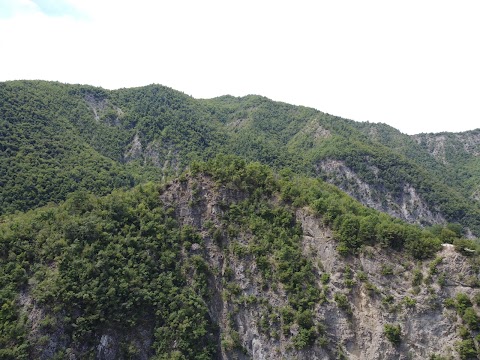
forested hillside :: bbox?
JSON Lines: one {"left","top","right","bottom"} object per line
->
{"left": 2, "top": 80, "right": 480, "bottom": 359}
{"left": 1, "top": 157, "right": 479, "bottom": 359}
{"left": 2, "top": 80, "right": 480, "bottom": 237}
{"left": 354, "top": 122, "right": 480, "bottom": 205}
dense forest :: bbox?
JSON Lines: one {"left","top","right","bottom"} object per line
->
{"left": 2, "top": 156, "right": 479, "bottom": 358}
{"left": 1, "top": 80, "right": 480, "bottom": 359}
{"left": 2, "top": 80, "right": 480, "bottom": 235}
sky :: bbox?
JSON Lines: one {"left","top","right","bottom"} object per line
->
{"left": 1, "top": 0, "right": 479, "bottom": 135}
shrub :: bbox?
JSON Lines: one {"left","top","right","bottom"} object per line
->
{"left": 473, "top": 293, "right": 480, "bottom": 306}
{"left": 429, "top": 354, "right": 447, "bottom": 360}
{"left": 321, "top": 273, "right": 330, "bottom": 284}
{"left": 437, "top": 273, "right": 446, "bottom": 287}
{"left": 428, "top": 256, "right": 443, "bottom": 275}
{"left": 455, "top": 293, "right": 473, "bottom": 315}
{"left": 405, "top": 235, "right": 442, "bottom": 260}
{"left": 456, "top": 339, "right": 477, "bottom": 360}
{"left": 403, "top": 296, "right": 416, "bottom": 308}
{"left": 453, "top": 239, "right": 478, "bottom": 256}
{"left": 357, "top": 271, "right": 368, "bottom": 282}
{"left": 382, "top": 295, "right": 394, "bottom": 305}
{"left": 334, "top": 293, "right": 351, "bottom": 314}
{"left": 364, "top": 281, "right": 380, "bottom": 296}
{"left": 412, "top": 268, "right": 423, "bottom": 286}
{"left": 458, "top": 326, "right": 470, "bottom": 339}
{"left": 292, "top": 327, "right": 316, "bottom": 349}
{"left": 462, "top": 308, "right": 480, "bottom": 330}
{"left": 384, "top": 324, "right": 401, "bottom": 345}
{"left": 444, "top": 298, "right": 456, "bottom": 308}
{"left": 213, "top": 228, "right": 223, "bottom": 246}
{"left": 297, "top": 310, "right": 314, "bottom": 330}
{"left": 380, "top": 264, "right": 394, "bottom": 276}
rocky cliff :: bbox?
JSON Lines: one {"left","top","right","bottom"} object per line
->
{"left": 155, "top": 173, "right": 480, "bottom": 359}
{"left": 2, "top": 164, "right": 480, "bottom": 359}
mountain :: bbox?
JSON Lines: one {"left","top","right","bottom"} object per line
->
{"left": 2, "top": 80, "right": 480, "bottom": 237}
{"left": 353, "top": 122, "right": 480, "bottom": 208}
{"left": 2, "top": 80, "right": 480, "bottom": 359}
{"left": 1, "top": 157, "right": 479, "bottom": 359}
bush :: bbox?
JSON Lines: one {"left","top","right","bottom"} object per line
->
{"left": 412, "top": 269, "right": 423, "bottom": 286}
{"left": 297, "top": 310, "right": 314, "bottom": 330}
{"left": 474, "top": 293, "right": 480, "bottom": 306}
{"left": 292, "top": 327, "right": 316, "bottom": 349}
{"left": 380, "top": 264, "right": 394, "bottom": 276}
{"left": 456, "top": 339, "right": 477, "bottom": 360}
{"left": 455, "top": 293, "right": 473, "bottom": 315}
{"left": 405, "top": 235, "right": 442, "bottom": 260}
{"left": 429, "top": 354, "right": 447, "bottom": 360}
{"left": 334, "top": 293, "right": 351, "bottom": 314}
{"left": 384, "top": 324, "right": 401, "bottom": 345}
{"left": 453, "top": 239, "right": 478, "bottom": 256}
{"left": 321, "top": 273, "right": 330, "bottom": 284}
{"left": 428, "top": 256, "right": 443, "bottom": 275}
{"left": 357, "top": 271, "right": 368, "bottom": 282}
{"left": 444, "top": 298, "right": 456, "bottom": 308}
{"left": 403, "top": 296, "right": 416, "bottom": 308}
{"left": 462, "top": 308, "right": 480, "bottom": 330}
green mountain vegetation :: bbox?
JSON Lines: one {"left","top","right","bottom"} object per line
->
{"left": 2, "top": 156, "right": 478, "bottom": 359}
{"left": 353, "top": 122, "right": 480, "bottom": 207}
{"left": 1, "top": 80, "right": 480, "bottom": 359}
{"left": 2, "top": 80, "right": 480, "bottom": 237}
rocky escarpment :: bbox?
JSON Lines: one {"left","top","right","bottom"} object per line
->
{"left": 123, "top": 132, "right": 181, "bottom": 174}
{"left": 412, "top": 130, "right": 480, "bottom": 207}
{"left": 316, "top": 159, "right": 446, "bottom": 227}
{"left": 85, "top": 94, "right": 124, "bottom": 126}
{"left": 413, "top": 130, "right": 480, "bottom": 164}
{"left": 157, "top": 175, "right": 479, "bottom": 359}
{"left": 6, "top": 170, "right": 480, "bottom": 359}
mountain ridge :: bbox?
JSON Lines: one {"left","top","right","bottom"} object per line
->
{"left": 2, "top": 80, "right": 480, "bottom": 359}
{"left": 4, "top": 80, "right": 479, "bottom": 235}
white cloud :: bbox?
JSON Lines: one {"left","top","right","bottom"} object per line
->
{"left": 0, "top": 0, "right": 37, "bottom": 18}
{"left": 1, "top": 0, "right": 479, "bottom": 134}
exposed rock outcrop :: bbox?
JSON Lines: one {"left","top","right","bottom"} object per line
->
{"left": 316, "top": 159, "right": 445, "bottom": 227}
{"left": 18, "top": 175, "right": 480, "bottom": 359}
{"left": 157, "top": 176, "right": 479, "bottom": 359}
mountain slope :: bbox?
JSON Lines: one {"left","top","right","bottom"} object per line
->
{"left": 0, "top": 81, "right": 137, "bottom": 213}
{"left": 1, "top": 158, "right": 479, "bottom": 359}
{"left": 2, "top": 80, "right": 480, "bottom": 237}
{"left": 353, "top": 122, "right": 480, "bottom": 202}
{"left": 413, "top": 130, "right": 480, "bottom": 202}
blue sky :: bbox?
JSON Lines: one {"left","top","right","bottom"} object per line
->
{"left": 0, "top": 0, "right": 479, "bottom": 135}
{"left": 0, "top": 0, "right": 83, "bottom": 18}
{"left": 30, "top": 0, "right": 83, "bottom": 18}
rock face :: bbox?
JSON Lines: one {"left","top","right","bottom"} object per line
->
{"left": 124, "top": 133, "right": 143, "bottom": 161}
{"left": 299, "top": 216, "right": 468, "bottom": 360}
{"left": 157, "top": 176, "right": 479, "bottom": 360}
{"left": 413, "top": 130, "right": 480, "bottom": 163}
{"left": 85, "top": 94, "right": 123, "bottom": 126}
{"left": 19, "top": 175, "right": 480, "bottom": 359}
{"left": 316, "top": 159, "right": 445, "bottom": 227}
